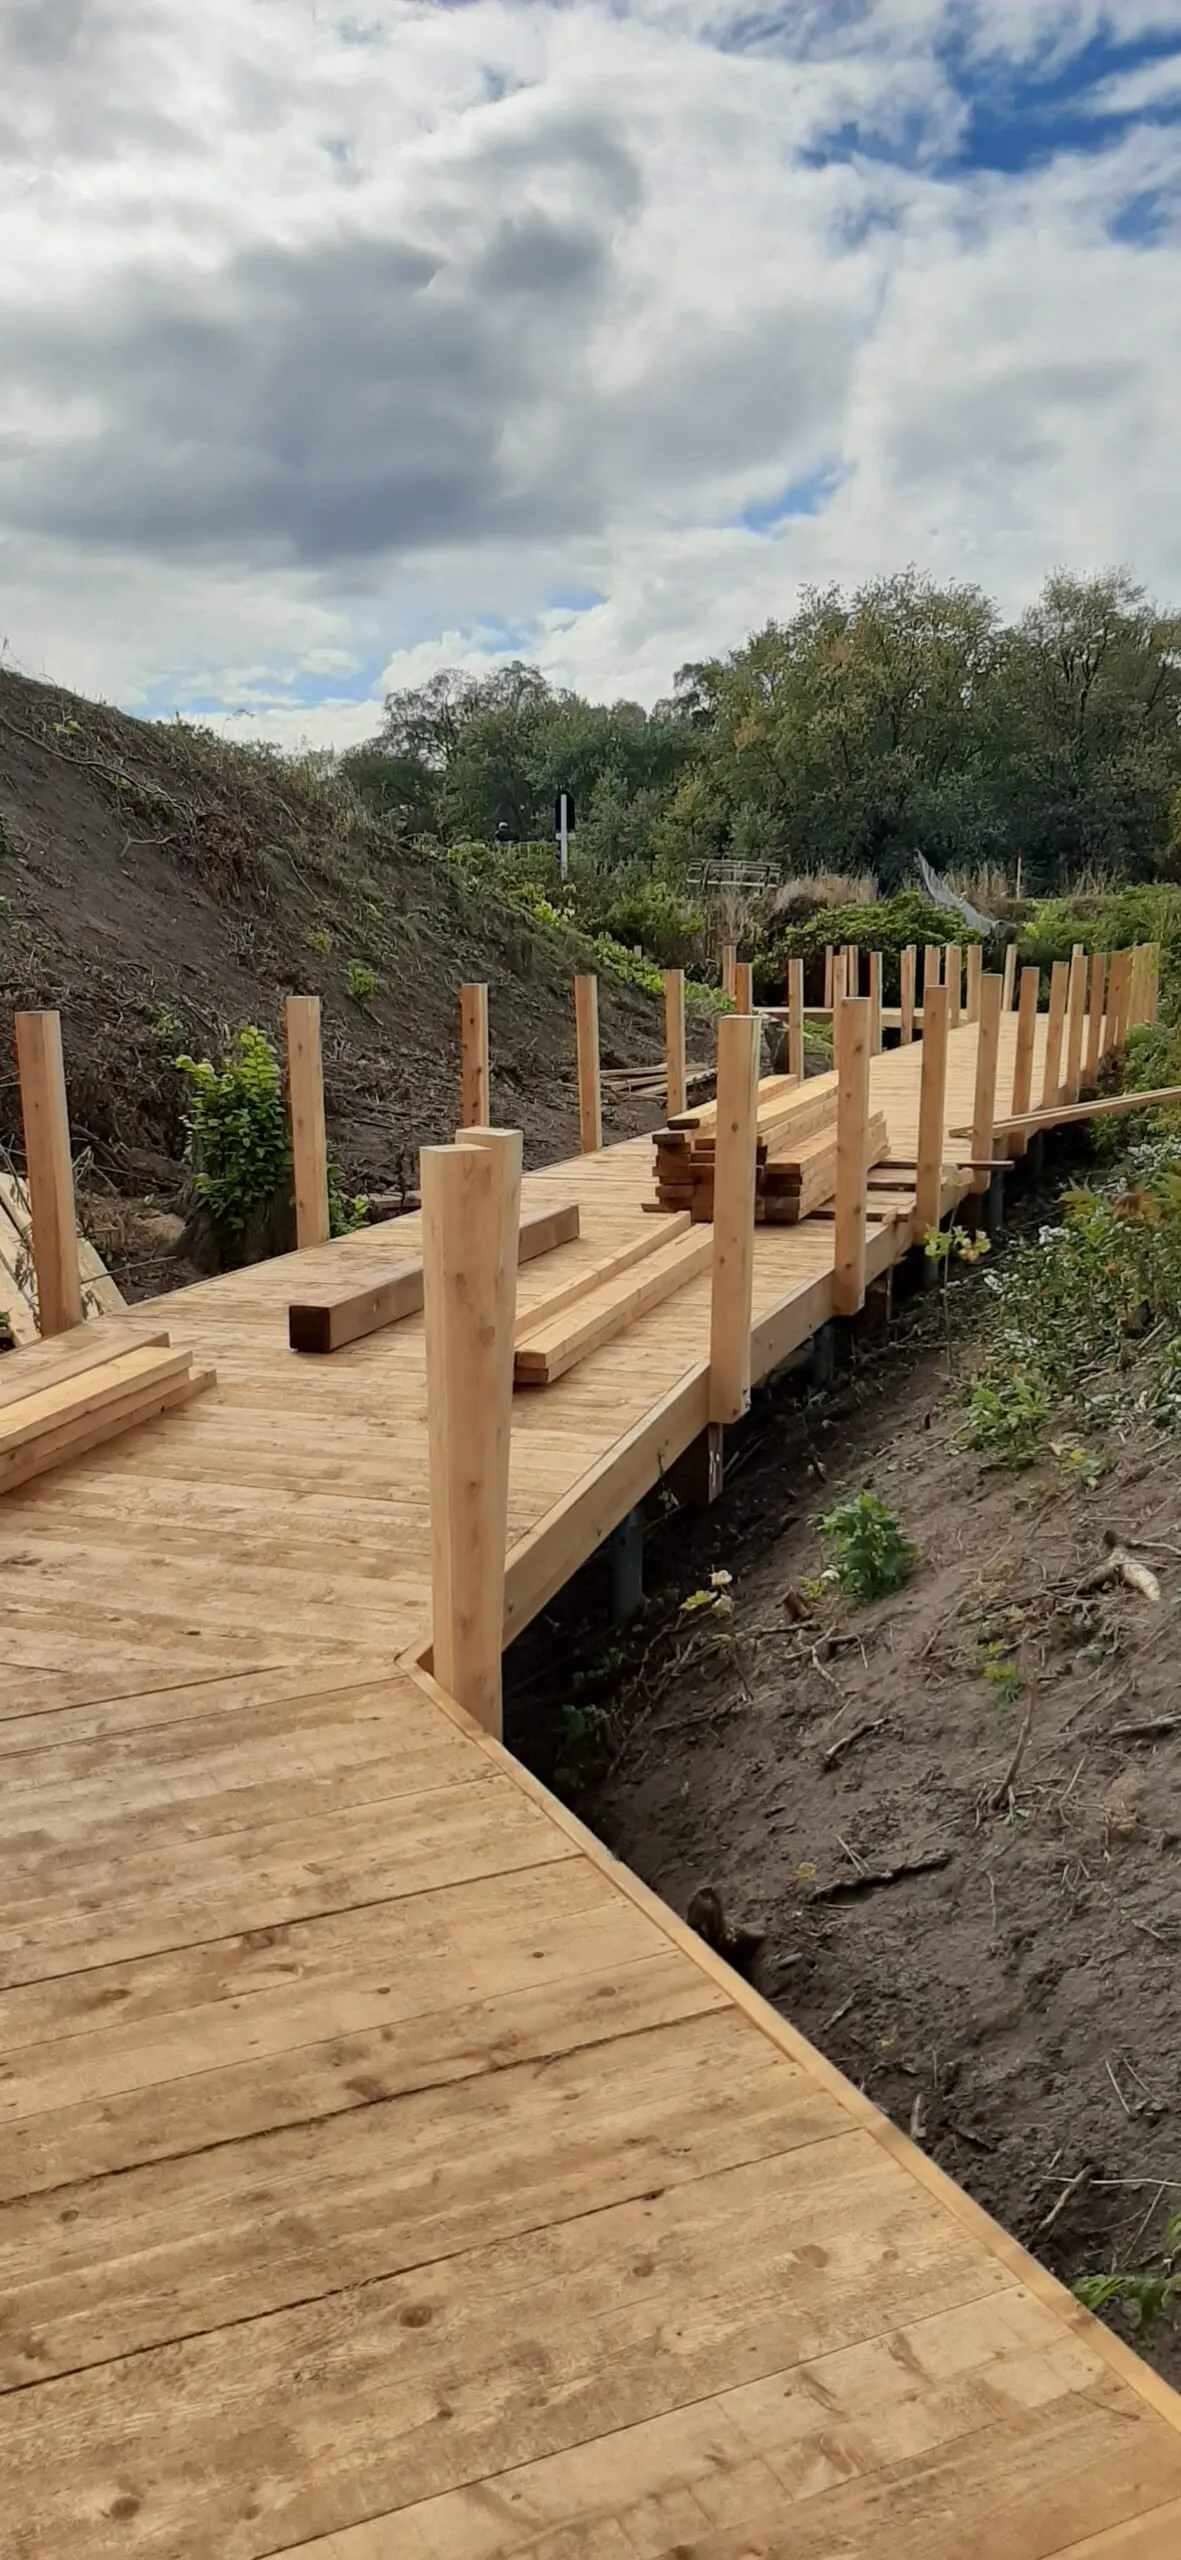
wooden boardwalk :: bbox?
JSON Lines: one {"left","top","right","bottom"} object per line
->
{"left": 3, "top": 1014, "right": 1181, "bottom": 2556}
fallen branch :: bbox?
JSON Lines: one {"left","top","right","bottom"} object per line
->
{"left": 1110, "top": 1716, "right": 1181, "bottom": 1741}
{"left": 990, "top": 1703, "right": 1034, "bottom": 1811}
{"left": 811, "top": 1848, "right": 952, "bottom": 1903}
{"left": 822, "top": 1716, "right": 885, "bottom": 1767}
{"left": 1075, "top": 1546, "right": 1161, "bottom": 1604}
{"left": 1039, "top": 2163, "right": 1093, "bottom": 2234}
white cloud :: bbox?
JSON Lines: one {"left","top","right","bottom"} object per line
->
{"left": 3, "top": 0, "right": 1181, "bottom": 740}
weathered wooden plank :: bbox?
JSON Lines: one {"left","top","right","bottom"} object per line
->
{"left": 288, "top": 1201, "right": 579, "bottom": 1353}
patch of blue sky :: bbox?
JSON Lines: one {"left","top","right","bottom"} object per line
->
{"left": 936, "top": 26, "right": 1181, "bottom": 178}
{"left": 738, "top": 464, "right": 843, "bottom": 534}
{"left": 547, "top": 587, "right": 605, "bottom": 615}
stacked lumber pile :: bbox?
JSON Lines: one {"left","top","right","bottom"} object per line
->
{"left": 514, "top": 1218, "right": 709, "bottom": 1388}
{"left": 0, "top": 1168, "right": 125, "bottom": 1343}
{"left": 0, "top": 1331, "right": 214, "bottom": 1495}
{"left": 651, "top": 1073, "right": 889, "bottom": 1224}
{"left": 600, "top": 1062, "right": 714, "bottom": 1106}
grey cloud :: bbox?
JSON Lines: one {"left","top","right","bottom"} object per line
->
{"left": 4, "top": 105, "right": 644, "bottom": 570}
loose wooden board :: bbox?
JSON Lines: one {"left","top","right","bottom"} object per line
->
{"left": 514, "top": 1214, "right": 690, "bottom": 1341}
{"left": 0, "top": 1364, "right": 215, "bottom": 1498}
{"left": 515, "top": 1227, "right": 712, "bottom": 1387}
{"left": 288, "top": 1201, "right": 580, "bottom": 1353}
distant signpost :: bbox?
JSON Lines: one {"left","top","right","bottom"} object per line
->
{"left": 554, "top": 791, "right": 575, "bottom": 882}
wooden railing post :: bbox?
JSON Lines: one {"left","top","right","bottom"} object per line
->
{"left": 733, "top": 959, "right": 753, "bottom": 1015}
{"left": 1063, "top": 946, "right": 1086, "bottom": 1103}
{"left": 823, "top": 945, "right": 835, "bottom": 1008}
{"left": 966, "top": 942, "right": 982, "bottom": 1024}
{"left": 787, "top": 957, "right": 805, "bottom": 1082}
{"left": 915, "top": 984, "right": 949, "bottom": 1234}
{"left": 1002, "top": 943, "right": 1018, "bottom": 1010}
{"left": 664, "top": 968, "right": 687, "bottom": 1120}
{"left": 923, "top": 945, "right": 942, "bottom": 1004}
{"left": 14, "top": 1009, "right": 85, "bottom": 1336}
{"left": 460, "top": 982, "right": 490, "bottom": 1131}
{"left": 970, "top": 973, "right": 1002, "bottom": 1193}
{"left": 1110, "top": 947, "right": 1132, "bottom": 1051}
{"left": 721, "top": 942, "right": 737, "bottom": 1001}
{"left": 899, "top": 944, "right": 916, "bottom": 1045}
{"left": 1010, "top": 965, "right": 1039, "bottom": 1158}
{"left": 868, "top": 950, "right": 883, "bottom": 1053}
{"left": 708, "top": 1011, "right": 760, "bottom": 1425}
{"left": 284, "top": 994, "right": 331, "bottom": 1253}
{"left": 945, "top": 945, "right": 962, "bottom": 1026}
{"left": 1041, "top": 959, "right": 1069, "bottom": 1105}
{"left": 421, "top": 1128, "right": 521, "bottom": 1740}
{"left": 1084, "top": 951, "right": 1105, "bottom": 1088}
{"left": 833, "top": 995, "right": 870, "bottom": 1316}
{"left": 574, "top": 975, "right": 602, "bottom": 1153}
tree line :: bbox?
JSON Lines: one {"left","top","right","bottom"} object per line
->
{"left": 343, "top": 568, "right": 1181, "bottom": 898}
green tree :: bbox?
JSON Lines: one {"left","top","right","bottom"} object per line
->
{"left": 989, "top": 570, "right": 1181, "bottom": 887}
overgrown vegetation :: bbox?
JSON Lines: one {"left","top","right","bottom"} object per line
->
{"left": 343, "top": 569, "right": 1181, "bottom": 926}
{"left": 177, "top": 1027, "right": 291, "bottom": 1241}
{"left": 177, "top": 1024, "right": 366, "bottom": 1251}
{"left": 817, "top": 1491, "right": 919, "bottom": 1602}
{"left": 1075, "top": 2212, "right": 1181, "bottom": 2339}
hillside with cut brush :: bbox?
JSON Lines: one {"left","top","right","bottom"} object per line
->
{"left": 0, "top": 671, "right": 674, "bottom": 1293}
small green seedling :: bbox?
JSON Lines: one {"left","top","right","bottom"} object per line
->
{"left": 819, "top": 1491, "right": 918, "bottom": 1603}
{"left": 346, "top": 960, "right": 379, "bottom": 1004}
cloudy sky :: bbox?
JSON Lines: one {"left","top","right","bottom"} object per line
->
{"left": 3, "top": 0, "right": 1181, "bottom": 742}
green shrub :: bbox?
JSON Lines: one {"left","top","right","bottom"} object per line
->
{"left": 327, "top": 1165, "right": 368, "bottom": 1237}
{"left": 176, "top": 1027, "right": 291, "bottom": 1238}
{"left": 597, "top": 879, "right": 705, "bottom": 971}
{"left": 962, "top": 1369, "right": 1051, "bottom": 1467}
{"left": 773, "top": 892, "right": 987, "bottom": 1003}
{"left": 818, "top": 1491, "right": 918, "bottom": 1601}
{"left": 346, "top": 960, "right": 380, "bottom": 1004}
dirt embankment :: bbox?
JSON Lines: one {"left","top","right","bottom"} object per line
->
{"left": 507, "top": 1244, "right": 1181, "bottom": 2386}
{"left": 0, "top": 670, "right": 673, "bottom": 1292}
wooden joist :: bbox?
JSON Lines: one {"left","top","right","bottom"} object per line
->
{"left": 0, "top": 1171, "right": 125, "bottom": 1326}
{"left": 0, "top": 1338, "right": 214, "bottom": 1496}
{"left": 515, "top": 1228, "right": 712, "bottom": 1388}
{"left": 514, "top": 1217, "right": 691, "bottom": 1343}
{"left": 288, "top": 1202, "right": 581, "bottom": 1354}
{"left": 958, "top": 1082, "right": 1181, "bottom": 1143}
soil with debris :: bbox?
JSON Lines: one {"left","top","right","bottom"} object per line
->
{"left": 0, "top": 669, "right": 678, "bottom": 1297}
{"left": 506, "top": 1210, "right": 1181, "bottom": 2386}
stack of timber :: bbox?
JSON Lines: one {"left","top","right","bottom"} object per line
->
{"left": 0, "top": 1330, "right": 214, "bottom": 1495}
{"left": 290, "top": 1200, "right": 580, "bottom": 1353}
{"left": 0, "top": 1167, "right": 125, "bottom": 1344}
{"left": 514, "top": 1217, "right": 710, "bottom": 1388}
{"left": 600, "top": 1062, "right": 714, "bottom": 1105}
{"left": 651, "top": 1072, "right": 889, "bottom": 1224}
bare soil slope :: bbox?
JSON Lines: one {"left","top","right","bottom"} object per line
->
{"left": 0, "top": 670, "right": 667, "bottom": 1218}
{"left": 509, "top": 1255, "right": 1181, "bottom": 2386}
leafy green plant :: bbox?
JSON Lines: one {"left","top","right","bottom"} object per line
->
{"left": 1075, "top": 2212, "right": 1181, "bottom": 2338}
{"left": 176, "top": 1026, "right": 291, "bottom": 1239}
{"left": 305, "top": 925, "right": 333, "bottom": 954}
{"left": 327, "top": 1164, "right": 368, "bottom": 1238}
{"left": 962, "top": 1369, "right": 1051, "bottom": 1467}
{"left": 819, "top": 1491, "right": 918, "bottom": 1602}
{"left": 346, "top": 960, "right": 380, "bottom": 1004}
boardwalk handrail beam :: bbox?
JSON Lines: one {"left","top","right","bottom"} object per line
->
{"left": 707, "top": 1011, "right": 760, "bottom": 1425}
{"left": 915, "top": 983, "right": 950, "bottom": 1233}
{"left": 14, "top": 1008, "right": 85, "bottom": 1337}
{"left": 833, "top": 994, "right": 870, "bottom": 1316}
{"left": 284, "top": 993, "right": 331, "bottom": 1252}
{"left": 421, "top": 1126, "right": 522, "bottom": 1740}
{"left": 460, "top": 982, "right": 491, "bottom": 1131}
{"left": 574, "top": 975, "right": 603, "bottom": 1154}
{"left": 664, "top": 968, "right": 687, "bottom": 1120}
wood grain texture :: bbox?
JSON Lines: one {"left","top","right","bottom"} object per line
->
{"left": 285, "top": 995, "right": 330, "bottom": 1250}
{"left": 13, "top": 1011, "right": 84, "bottom": 1336}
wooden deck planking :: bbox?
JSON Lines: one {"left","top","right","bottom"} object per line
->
{"left": 2, "top": 1002, "right": 1178, "bottom": 2558}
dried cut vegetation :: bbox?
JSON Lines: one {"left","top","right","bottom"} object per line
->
{"left": 0, "top": 669, "right": 670, "bottom": 1294}
{"left": 508, "top": 1126, "right": 1181, "bottom": 2388}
